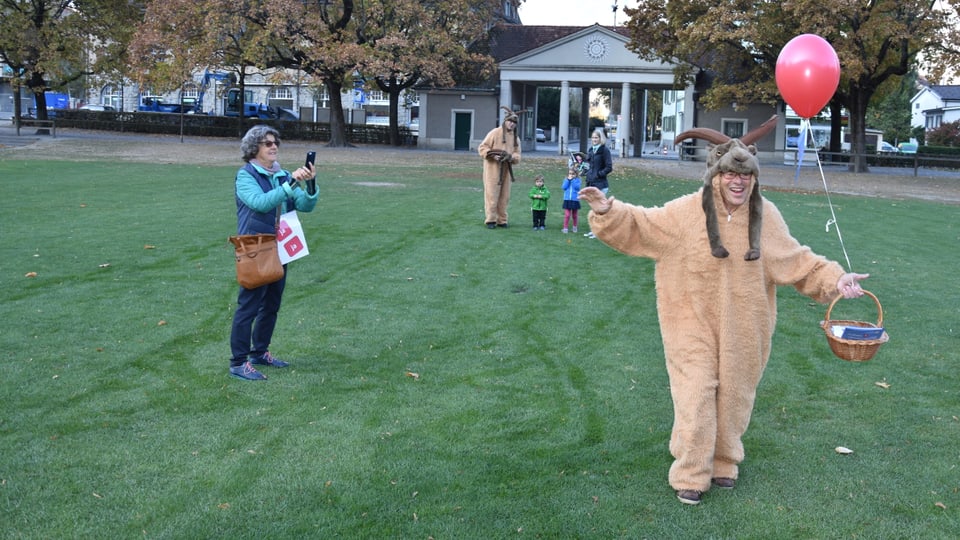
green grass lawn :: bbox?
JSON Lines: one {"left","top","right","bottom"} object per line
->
{"left": 1, "top": 156, "right": 957, "bottom": 538}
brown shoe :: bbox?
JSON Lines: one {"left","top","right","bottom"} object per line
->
{"left": 712, "top": 477, "right": 736, "bottom": 489}
{"left": 676, "top": 489, "right": 702, "bottom": 505}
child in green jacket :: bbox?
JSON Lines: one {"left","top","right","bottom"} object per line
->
{"left": 529, "top": 174, "right": 550, "bottom": 230}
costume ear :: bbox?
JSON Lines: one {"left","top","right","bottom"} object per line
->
{"left": 747, "top": 144, "right": 758, "bottom": 156}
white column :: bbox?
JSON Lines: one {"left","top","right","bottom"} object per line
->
{"left": 499, "top": 80, "right": 512, "bottom": 123}
{"left": 559, "top": 81, "right": 570, "bottom": 155}
{"left": 620, "top": 82, "right": 631, "bottom": 158}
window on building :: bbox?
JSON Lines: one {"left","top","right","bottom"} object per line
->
{"left": 367, "top": 90, "right": 385, "bottom": 102}
{"left": 268, "top": 86, "right": 294, "bottom": 109}
{"left": 317, "top": 86, "right": 330, "bottom": 108}
{"left": 663, "top": 115, "right": 676, "bottom": 132}
{"left": 101, "top": 85, "right": 122, "bottom": 110}
{"left": 181, "top": 83, "right": 199, "bottom": 109}
{"left": 721, "top": 119, "right": 745, "bottom": 139}
{"left": 270, "top": 87, "right": 293, "bottom": 100}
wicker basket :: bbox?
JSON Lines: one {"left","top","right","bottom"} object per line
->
{"left": 819, "top": 290, "right": 889, "bottom": 362}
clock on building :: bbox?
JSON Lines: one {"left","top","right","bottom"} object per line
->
{"left": 583, "top": 37, "right": 609, "bottom": 63}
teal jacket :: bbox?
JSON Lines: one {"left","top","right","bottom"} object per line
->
{"left": 236, "top": 161, "right": 319, "bottom": 235}
{"left": 529, "top": 185, "right": 550, "bottom": 211}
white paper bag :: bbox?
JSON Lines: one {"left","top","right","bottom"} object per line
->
{"left": 276, "top": 210, "right": 309, "bottom": 264}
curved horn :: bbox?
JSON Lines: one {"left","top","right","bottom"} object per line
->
{"left": 740, "top": 115, "right": 779, "bottom": 145}
{"left": 674, "top": 127, "right": 730, "bottom": 146}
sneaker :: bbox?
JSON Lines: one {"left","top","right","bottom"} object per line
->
{"left": 712, "top": 477, "right": 736, "bottom": 489}
{"left": 584, "top": 231, "right": 596, "bottom": 238}
{"left": 540, "top": 226, "right": 546, "bottom": 230}
{"left": 497, "top": 223, "right": 509, "bottom": 228}
{"left": 230, "top": 361, "right": 267, "bottom": 381}
{"left": 250, "top": 351, "right": 289, "bottom": 368}
{"left": 676, "top": 489, "right": 702, "bottom": 505}
{"left": 572, "top": 226, "right": 578, "bottom": 233}
{"left": 486, "top": 222, "right": 496, "bottom": 229}
{"left": 562, "top": 228, "right": 568, "bottom": 233}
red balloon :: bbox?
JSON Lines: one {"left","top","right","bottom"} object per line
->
{"left": 776, "top": 34, "right": 841, "bottom": 119}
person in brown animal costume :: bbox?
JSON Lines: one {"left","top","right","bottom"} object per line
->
{"left": 478, "top": 107, "right": 522, "bottom": 228}
{"left": 578, "top": 127, "right": 870, "bottom": 505}
{"left": 675, "top": 115, "right": 778, "bottom": 261}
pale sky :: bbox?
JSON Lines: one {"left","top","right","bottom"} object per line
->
{"left": 517, "top": 0, "right": 641, "bottom": 27}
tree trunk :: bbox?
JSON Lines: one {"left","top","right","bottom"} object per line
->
{"left": 388, "top": 85, "right": 401, "bottom": 146}
{"left": 28, "top": 72, "right": 53, "bottom": 135}
{"left": 829, "top": 101, "right": 843, "bottom": 162}
{"left": 376, "top": 74, "right": 416, "bottom": 147}
{"left": 13, "top": 87, "right": 22, "bottom": 127}
{"left": 237, "top": 72, "right": 246, "bottom": 139}
{"left": 326, "top": 79, "right": 351, "bottom": 148}
{"left": 846, "top": 90, "right": 871, "bottom": 173}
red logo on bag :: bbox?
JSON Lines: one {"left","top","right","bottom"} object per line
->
{"left": 283, "top": 236, "right": 304, "bottom": 257}
{"left": 277, "top": 220, "right": 292, "bottom": 241}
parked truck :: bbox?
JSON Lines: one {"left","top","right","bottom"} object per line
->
{"left": 138, "top": 95, "right": 186, "bottom": 113}
{"left": 224, "top": 88, "right": 297, "bottom": 120}
{"left": 27, "top": 91, "right": 70, "bottom": 117}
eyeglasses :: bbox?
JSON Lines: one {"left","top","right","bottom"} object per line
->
{"left": 259, "top": 140, "right": 280, "bottom": 148}
{"left": 721, "top": 171, "right": 752, "bottom": 180}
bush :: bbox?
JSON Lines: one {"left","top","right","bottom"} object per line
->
{"left": 918, "top": 145, "right": 960, "bottom": 156}
{"left": 925, "top": 120, "right": 960, "bottom": 147}
{"left": 49, "top": 109, "right": 416, "bottom": 145}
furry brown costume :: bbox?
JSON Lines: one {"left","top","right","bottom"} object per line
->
{"left": 675, "top": 115, "right": 778, "bottom": 261}
{"left": 585, "top": 152, "right": 848, "bottom": 502}
{"left": 478, "top": 107, "right": 522, "bottom": 226}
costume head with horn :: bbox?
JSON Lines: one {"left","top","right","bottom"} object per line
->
{"left": 500, "top": 106, "right": 520, "bottom": 145}
{"left": 674, "top": 115, "right": 778, "bottom": 261}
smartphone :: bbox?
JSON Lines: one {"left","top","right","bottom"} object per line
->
{"left": 305, "top": 151, "right": 316, "bottom": 193}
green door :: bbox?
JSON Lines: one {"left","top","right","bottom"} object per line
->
{"left": 454, "top": 112, "right": 471, "bottom": 151}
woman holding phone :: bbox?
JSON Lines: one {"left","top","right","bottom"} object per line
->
{"left": 228, "top": 125, "right": 318, "bottom": 381}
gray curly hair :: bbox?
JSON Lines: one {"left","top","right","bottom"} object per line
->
{"left": 240, "top": 125, "right": 281, "bottom": 162}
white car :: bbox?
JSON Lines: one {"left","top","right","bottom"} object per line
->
{"left": 878, "top": 141, "right": 899, "bottom": 154}
{"left": 536, "top": 128, "right": 546, "bottom": 142}
{"left": 79, "top": 104, "right": 116, "bottom": 111}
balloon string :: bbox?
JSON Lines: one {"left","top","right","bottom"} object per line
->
{"left": 811, "top": 141, "right": 853, "bottom": 272}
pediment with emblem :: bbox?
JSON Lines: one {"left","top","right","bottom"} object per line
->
{"left": 500, "top": 25, "right": 670, "bottom": 72}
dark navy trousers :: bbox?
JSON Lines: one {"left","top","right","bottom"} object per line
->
{"left": 230, "top": 267, "right": 287, "bottom": 366}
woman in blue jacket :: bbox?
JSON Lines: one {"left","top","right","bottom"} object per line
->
{"left": 229, "top": 125, "right": 318, "bottom": 381}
